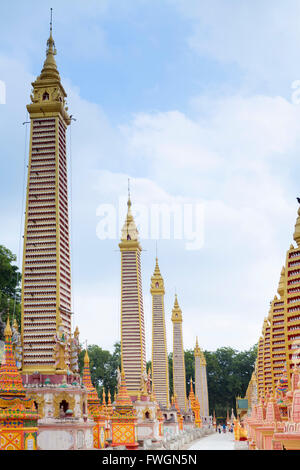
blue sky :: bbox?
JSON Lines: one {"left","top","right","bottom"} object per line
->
{"left": 1, "top": 0, "right": 300, "bottom": 356}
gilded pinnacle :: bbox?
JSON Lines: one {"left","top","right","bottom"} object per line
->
{"left": 194, "top": 336, "right": 201, "bottom": 357}
{"left": 171, "top": 294, "right": 183, "bottom": 322}
{"left": 150, "top": 257, "right": 165, "bottom": 293}
{"left": 293, "top": 206, "right": 300, "bottom": 247}
{"left": 120, "top": 195, "right": 139, "bottom": 242}
{"left": 277, "top": 266, "right": 285, "bottom": 298}
{"left": 4, "top": 317, "right": 12, "bottom": 338}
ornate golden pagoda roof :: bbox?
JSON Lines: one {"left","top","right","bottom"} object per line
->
{"left": 82, "top": 349, "right": 100, "bottom": 404}
{"left": 0, "top": 318, "right": 26, "bottom": 398}
{"left": 115, "top": 372, "right": 133, "bottom": 408}
{"left": 150, "top": 257, "right": 165, "bottom": 294}
{"left": 171, "top": 294, "right": 183, "bottom": 323}
{"left": 194, "top": 337, "right": 201, "bottom": 357}
{"left": 113, "top": 372, "right": 136, "bottom": 419}
{"left": 194, "top": 337, "right": 206, "bottom": 364}
{"left": 27, "top": 23, "right": 70, "bottom": 124}
{"left": 189, "top": 378, "right": 195, "bottom": 405}
{"left": 121, "top": 197, "right": 139, "bottom": 243}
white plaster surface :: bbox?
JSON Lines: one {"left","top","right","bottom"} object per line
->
{"left": 38, "top": 429, "right": 74, "bottom": 450}
{"left": 188, "top": 431, "right": 235, "bottom": 450}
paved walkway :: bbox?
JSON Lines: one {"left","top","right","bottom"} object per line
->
{"left": 188, "top": 431, "right": 235, "bottom": 450}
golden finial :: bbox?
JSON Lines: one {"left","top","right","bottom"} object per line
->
{"left": 120, "top": 180, "right": 139, "bottom": 242}
{"left": 171, "top": 294, "right": 182, "bottom": 322}
{"left": 4, "top": 317, "right": 12, "bottom": 338}
{"left": 277, "top": 266, "right": 285, "bottom": 298}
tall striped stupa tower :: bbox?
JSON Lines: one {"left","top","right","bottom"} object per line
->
{"left": 150, "top": 257, "right": 170, "bottom": 408}
{"left": 171, "top": 295, "right": 187, "bottom": 411}
{"left": 21, "top": 21, "right": 72, "bottom": 375}
{"left": 194, "top": 337, "right": 209, "bottom": 419}
{"left": 119, "top": 195, "right": 147, "bottom": 398}
{"left": 17, "top": 19, "right": 95, "bottom": 451}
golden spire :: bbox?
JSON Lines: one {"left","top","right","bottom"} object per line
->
{"left": 13, "top": 318, "right": 19, "bottom": 332}
{"left": 200, "top": 348, "right": 207, "bottom": 366}
{"left": 150, "top": 257, "right": 165, "bottom": 294}
{"left": 82, "top": 348, "right": 100, "bottom": 404}
{"left": 194, "top": 336, "right": 201, "bottom": 357}
{"left": 262, "top": 317, "right": 269, "bottom": 334}
{"left": 39, "top": 8, "right": 59, "bottom": 82}
{"left": 0, "top": 317, "right": 25, "bottom": 398}
{"left": 120, "top": 187, "right": 139, "bottom": 242}
{"left": 293, "top": 202, "right": 300, "bottom": 247}
{"left": 4, "top": 317, "right": 12, "bottom": 338}
{"left": 115, "top": 371, "right": 133, "bottom": 408}
{"left": 171, "top": 294, "right": 182, "bottom": 323}
{"left": 84, "top": 348, "right": 90, "bottom": 365}
{"left": 277, "top": 266, "right": 285, "bottom": 298}
{"left": 28, "top": 10, "right": 70, "bottom": 125}
{"left": 189, "top": 377, "right": 195, "bottom": 400}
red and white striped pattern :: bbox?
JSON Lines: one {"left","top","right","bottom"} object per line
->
{"left": 22, "top": 116, "right": 71, "bottom": 369}
{"left": 121, "top": 249, "right": 146, "bottom": 392}
{"left": 173, "top": 322, "right": 186, "bottom": 411}
{"left": 152, "top": 293, "right": 169, "bottom": 407}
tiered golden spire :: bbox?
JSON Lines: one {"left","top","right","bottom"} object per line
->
{"left": 82, "top": 348, "right": 100, "bottom": 403}
{"left": 28, "top": 9, "right": 70, "bottom": 125}
{"left": 0, "top": 318, "right": 26, "bottom": 398}
{"left": 115, "top": 371, "right": 134, "bottom": 409}
{"left": 194, "top": 337, "right": 201, "bottom": 357}
{"left": 121, "top": 188, "right": 139, "bottom": 242}
{"left": 277, "top": 266, "right": 285, "bottom": 298}
{"left": 189, "top": 377, "right": 196, "bottom": 405}
{"left": 171, "top": 294, "right": 182, "bottom": 323}
{"left": 150, "top": 257, "right": 165, "bottom": 294}
{"left": 194, "top": 337, "right": 206, "bottom": 365}
{"left": 39, "top": 15, "right": 59, "bottom": 82}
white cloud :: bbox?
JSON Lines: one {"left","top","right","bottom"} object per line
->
{"left": 169, "top": 0, "right": 300, "bottom": 91}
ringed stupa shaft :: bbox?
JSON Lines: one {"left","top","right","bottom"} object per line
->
{"left": 119, "top": 195, "right": 147, "bottom": 397}
{"left": 151, "top": 257, "right": 170, "bottom": 408}
{"left": 21, "top": 25, "right": 72, "bottom": 373}
{"left": 172, "top": 294, "right": 187, "bottom": 411}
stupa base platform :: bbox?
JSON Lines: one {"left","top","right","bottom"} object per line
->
{"left": 133, "top": 397, "right": 161, "bottom": 441}
{"left": 21, "top": 373, "right": 94, "bottom": 450}
{"left": 36, "top": 419, "right": 95, "bottom": 450}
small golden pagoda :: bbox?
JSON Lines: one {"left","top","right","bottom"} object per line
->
{"left": 0, "top": 319, "right": 39, "bottom": 450}
{"left": 107, "top": 390, "right": 113, "bottom": 418}
{"left": 82, "top": 349, "right": 106, "bottom": 449}
{"left": 101, "top": 389, "right": 111, "bottom": 441}
{"left": 189, "top": 379, "right": 202, "bottom": 428}
{"left": 111, "top": 371, "right": 138, "bottom": 449}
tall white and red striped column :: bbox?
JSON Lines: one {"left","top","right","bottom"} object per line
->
{"left": 119, "top": 198, "right": 146, "bottom": 398}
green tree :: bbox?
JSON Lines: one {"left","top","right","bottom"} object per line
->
{"left": 205, "top": 345, "right": 257, "bottom": 419}
{"left": 168, "top": 345, "right": 257, "bottom": 419}
{"left": 78, "top": 342, "right": 121, "bottom": 399}
{"left": 0, "top": 245, "right": 21, "bottom": 339}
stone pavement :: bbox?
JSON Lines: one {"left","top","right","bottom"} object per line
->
{"left": 188, "top": 430, "right": 235, "bottom": 450}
